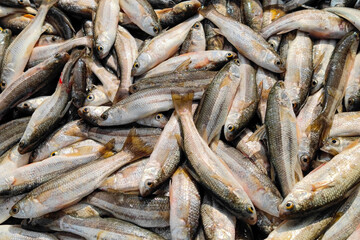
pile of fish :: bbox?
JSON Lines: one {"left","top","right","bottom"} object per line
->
{"left": 2, "top": 0, "right": 360, "bottom": 239}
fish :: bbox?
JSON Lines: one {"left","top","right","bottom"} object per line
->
{"left": 169, "top": 166, "right": 200, "bottom": 240}
{"left": 180, "top": 21, "right": 206, "bottom": 54}
{"left": 261, "top": 10, "right": 353, "bottom": 40}
{"left": 0, "top": 225, "right": 57, "bottom": 239}
{"left": 94, "top": 0, "right": 120, "bottom": 58}
{"left": 16, "top": 96, "right": 50, "bottom": 114}
{"left": 242, "top": 0, "right": 263, "bottom": 32}
{"left": 321, "top": 136, "right": 360, "bottom": 155}
{"left": 172, "top": 91, "right": 256, "bottom": 224}
{"left": 0, "top": 0, "right": 59, "bottom": 90}
{"left": 344, "top": 51, "right": 360, "bottom": 111}
{"left": 279, "top": 142, "right": 360, "bottom": 218}
{"left": 265, "top": 81, "right": 303, "bottom": 196}
{"left": 224, "top": 55, "right": 258, "bottom": 142}
{"left": 199, "top": 5, "right": 285, "bottom": 73}
{"left": 132, "top": 13, "right": 204, "bottom": 76}
{"left": 329, "top": 111, "right": 360, "bottom": 137}
{"left": 120, "top": 0, "right": 161, "bottom": 36}
{"left": 87, "top": 191, "right": 170, "bottom": 227}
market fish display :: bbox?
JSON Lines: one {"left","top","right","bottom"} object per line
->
{"left": 3, "top": 1, "right": 360, "bottom": 239}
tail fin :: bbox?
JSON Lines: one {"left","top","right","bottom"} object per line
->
{"left": 99, "top": 139, "right": 115, "bottom": 158}
{"left": 198, "top": 5, "right": 216, "bottom": 17}
{"left": 114, "top": 87, "right": 129, "bottom": 104}
{"left": 171, "top": 91, "right": 194, "bottom": 116}
{"left": 121, "top": 129, "right": 153, "bottom": 158}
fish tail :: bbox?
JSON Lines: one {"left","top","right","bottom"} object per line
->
{"left": 99, "top": 139, "right": 115, "bottom": 158}
{"left": 171, "top": 90, "right": 194, "bottom": 116}
{"left": 121, "top": 129, "right": 153, "bottom": 158}
{"left": 114, "top": 87, "right": 129, "bottom": 104}
{"left": 198, "top": 5, "right": 216, "bottom": 17}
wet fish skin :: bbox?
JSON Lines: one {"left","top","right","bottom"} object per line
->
{"left": 71, "top": 58, "right": 88, "bottom": 109}
{"left": 0, "top": 52, "right": 69, "bottom": 120}
{"left": 130, "top": 70, "right": 216, "bottom": 93}
{"left": 224, "top": 55, "right": 258, "bottom": 142}
{"left": 212, "top": 140, "right": 283, "bottom": 217}
{"left": 141, "top": 50, "right": 236, "bottom": 78}
{"left": 18, "top": 51, "right": 82, "bottom": 154}
{"left": 120, "top": 0, "right": 161, "bottom": 36}
{"left": 284, "top": 30, "right": 313, "bottom": 113}
{"left": 297, "top": 88, "right": 324, "bottom": 171}
{"left": 0, "top": 144, "right": 30, "bottom": 173}
{"left": 17, "top": 96, "right": 50, "bottom": 114}
{"left": 0, "top": 194, "right": 26, "bottom": 224}
{"left": 0, "top": 0, "right": 59, "bottom": 91}
{"left": 131, "top": 13, "right": 204, "bottom": 76}
{"left": 242, "top": 0, "right": 263, "bottom": 32}
{"left": 30, "top": 120, "right": 89, "bottom": 162}
{"left": 84, "top": 85, "right": 110, "bottom": 106}
{"left": 170, "top": 166, "right": 200, "bottom": 240}
{"left": 199, "top": 5, "right": 285, "bottom": 73}
{"left": 87, "top": 191, "right": 170, "bottom": 227}
{"left": 94, "top": 0, "right": 120, "bottom": 59}
{"left": 266, "top": 208, "right": 336, "bottom": 240}
{"left": 139, "top": 112, "right": 183, "bottom": 196}
{"left": 10, "top": 131, "right": 153, "bottom": 218}
{"left": 28, "top": 36, "right": 92, "bottom": 68}
{"left": 195, "top": 59, "right": 241, "bottom": 144}
{"left": 99, "top": 158, "right": 149, "bottom": 193}
{"left": 329, "top": 111, "right": 360, "bottom": 137}
{"left": 321, "top": 136, "right": 360, "bottom": 155}
{"left": 0, "top": 225, "right": 57, "bottom": 240}
{"left": 1, "top": 0, "right": 31, "bottom": 7}
{"left": 156, "top": 1, "right": 201, "bottom": 29}
{"left": 113, "top": 25, "right": 138, "bottom": 102}
{"left": 180, "top": 21, "right": 206, "bottom": 54}
{"left": 201, "top": 194, "right": 237, "bottom": 240}
{"left": 330, "top": 0, "right": 357, "bottom": 6}
{"left": 0, "top": 117, "right": 30, "bottom": 157}
{"left": 0, "top": 27, "right": 11, "bottom": 73}
{"left": 204, "top": 19, "right": 224, "bottom": 51}
{"left": 322, "top": 186, "right": 360, "bottom": 240}
{"left": 310, "top": 39, "right": 336, "bottom": 95}
{"left": 261, "top": 10, "right": 353, "bottom": 40}
{"left": 97, "top": 87, "right": 204, "bottom": 126}
{"left": 172, "top": 92, "right": 256, "bottom": 224}
{"left": 279, "top": 143, "right": 360, "bottom": 218}
{"left": 266, "top": 81, "right": 303, "bottom": 196}
{"left": 345, "top": 51, "right": 360, "bottom": 111}
{"left": 57, "top": 0, "right": 97, "bottom": 17}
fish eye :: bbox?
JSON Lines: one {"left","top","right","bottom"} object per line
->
{"left": 51, "top": 36, "right": 57, "bottom": 42}
{"left": 292, "top": 103, "right": 297, "bottom": 110}
{"left": 131, "top": 85, "right": 137, "bottom": 92}
{"left": 234, "top": 59, "right": 240, "bottom": 65}
{"left": 0, "top": 28, "right": 3, "bottom": 33}
{"left": 226, "top": 53, "right": 234, "bottom": 58}
{"left": 1, "top": 81, "right": 6, "bottom": 88}
{"left": 275, "top": 59, "right": 282, "bottom": 66}
{"left": 22, "top": 103, "right": 29, "bottom": 108}
{"left": 285, "top": 201, "right": 294, "bottom": 210}
{"left": 133, "top": 62, "right": 140, "bottom": 69}
{"left": 54, "top": 53, "right": 61, "bottom": 59}
{"left": 83, "top": 108, "right": 89, "bottom": 113}
{"left": 300, "top": 155, "right": 310, "bottom": 163}
{"left": 101, "top": 113, "right": 108, "bottom": 120}
{"left": 227, "top": 124, "right": 235, "bottom": 132}
{"left": 348, "top": 98, "right": 355, "bottom": 106}
{"left": 11, "top": 205, "right": 19, "bottom": 215}
{"left": 331, "top": 138, "right": 339, "bottom": 145}
{"left": 247, "top": 206, "right": 254, "bottom": 213}
{"left": 50, "top": 151, "right": 58, "bottom": 157}
{"left": 4, "top": 29, "right": 10, "bottom": 34}
{"left": 270, "top": 42, "right": 275, "bottom": 48}
{"left": 311, "top": 80, "right": 318, "bottom": 87}
{"left": 153, "top": 26, "right": 159, "bottom": 34}
{"left": 87, "top": 94, "right": 94, "bottom": 101}
{"left": 193, "top": 22, "right": 200, "bottom": 28}
{"left": 97, "top": 45, "right": 104, "bottom": 52}
{"left": 18, "top": 0, "right": 24, "bottom": 4}
{"left": 155, "top": 114, "right": 163, "bottom": 120}
{"left": 146, "top": 180, "right": 154, "bottom": 188}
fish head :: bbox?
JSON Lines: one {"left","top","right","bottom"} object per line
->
{"left": 139, "top": 166, "right": 159, "bottom": 196}
{"left": 321, "top": 137, "right": 341, "bottom": 155}
{"left": 142, "top": 16, "right": 162, "bottom": 37}
{"left": 345, "top": 95, "right": 360, "bottom": 112}
{"left": 309, "top": 78, "right": 323, "bottom": 95}
{"left": 9, "top": 198, "right": 36, "bottom": 219}
{"left": 298, "top": 151, "right": 312, "bottom": 172}
{"left": 266, "top": 54, "right": 286, "bottom": 73}
{"left": 132, "top": 53, "right": 152, "bottom": 76}
{"left": 279, "top": 189, "right": 311, "bottom": 219}
{"left": 174, "top": 1, "right": 201, "bottom": 14}
{"left": 224, "top": 117, "right": 240, "bottom": 142}
{"left": 152, "top": 113, "right": 169, "bottom": 128}
{"left": 95, "top": 35, "right": 111, "bottom": 59}
{"left": 17, "top": 0, "right": 32, "bottom": 6}
{"left": 78, "top": 106, "right": 109, "bottom": 126}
